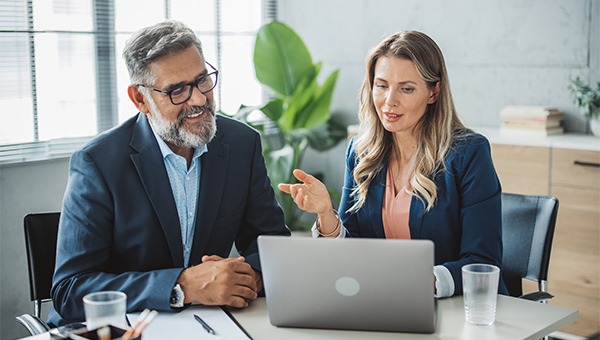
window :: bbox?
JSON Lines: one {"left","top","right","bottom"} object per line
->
{"left": 0, "top": 0, "right": 275, "bottom": 163}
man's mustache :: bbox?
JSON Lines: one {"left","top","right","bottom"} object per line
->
{"left": 177, "top": 101, "right": 215, "bottom": 123}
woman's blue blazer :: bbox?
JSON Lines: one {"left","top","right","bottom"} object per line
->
{"left": 339, "top": 132, "right": 508, "bottom": 295}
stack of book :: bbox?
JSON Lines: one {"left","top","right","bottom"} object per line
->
{"left": 499, "top": 106, "right": 565, "bottom": 138}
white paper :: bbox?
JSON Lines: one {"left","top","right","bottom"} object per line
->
{"left": 127, "top": 305, "right": 251, "bottom": 340}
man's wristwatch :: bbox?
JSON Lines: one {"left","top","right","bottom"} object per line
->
{"left": 170, "top": 283, "right": 185, "bottom": 308}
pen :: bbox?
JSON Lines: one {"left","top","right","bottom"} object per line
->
{"left": 194, "top": 314, "right": 216, "bottom": 335}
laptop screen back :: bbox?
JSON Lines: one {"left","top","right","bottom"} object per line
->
{"left": 258, "top": 236, "right": 436, "bottom": 333}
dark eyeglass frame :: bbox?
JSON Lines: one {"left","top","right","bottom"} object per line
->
{"left": 136, "top": 62, "right": 219, "bottom": 105}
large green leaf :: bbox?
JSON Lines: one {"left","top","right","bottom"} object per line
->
{"left": 278, "top": 65, "right": 319, "bottom": 132}
{"left": 288, "top": 63, "right": 320, "bottom": 115}
{"left": 260, "top": 98, "right": 284, "bottom": 123}
{"left": 263, "top": 145, "right": 294, "bottom": 190}
{"left": 297, "top": 118, "right": 347, "bottom": 152}
{"left": 293, "top": 69, "right": 339, "bottom": 130}
{"left": 254, "top": 21, "right": 313, "bottom": 97}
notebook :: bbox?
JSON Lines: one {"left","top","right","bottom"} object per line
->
{"left": 257, "top": 235, "right": 437, "bottom": 333}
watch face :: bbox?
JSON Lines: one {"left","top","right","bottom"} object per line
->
{"left": 170, "top": 290, "right": 177, "bottom": 304}
{"left": 170, "top": 284, "right": 184, "bottom": 307}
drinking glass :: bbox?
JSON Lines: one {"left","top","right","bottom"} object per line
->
{"left": 462, "top": 264, "right": 500, "bottom": 325}
{"left": 83, "top": 291, "right": 127, "bottom": 330}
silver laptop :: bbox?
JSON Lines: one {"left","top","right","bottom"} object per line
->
{"left": 257, "top": 235, "right": 436, "bottom": 333}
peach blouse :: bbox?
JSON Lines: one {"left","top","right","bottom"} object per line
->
{"left": 382, "top": 165, "right": 412, "bottom": 239}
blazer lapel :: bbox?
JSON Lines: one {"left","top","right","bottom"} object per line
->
{"left": 367, "top": 163, "right": 387, "bottom": 239}
{"left": 189, "top": 128, "right": 230, "bottom": 265}
{"left": 409, "top": 195, "right": 425, "bottom": 239}
{"left": 408, "top": 169, "right": 430, "bottom": 239}
{"left": 129, "top": 113, "right": 184, "bottom": 267}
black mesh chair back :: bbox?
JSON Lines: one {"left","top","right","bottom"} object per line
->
{"left": 23, "top": 212, "right": 60, "bottom": 317}
{"left": 18, "top": 212, "right": 87, "bottom": 336}
{"left": 501, "top": 193, "right": 559, "bottom": 298}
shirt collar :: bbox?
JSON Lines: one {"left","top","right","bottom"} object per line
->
{"left": 148, "top": 117, "right": 208, "bottom": 161}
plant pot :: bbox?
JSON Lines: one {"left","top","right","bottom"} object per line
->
{"left": 591, "top": 116, "right": 600, "bottom": 137}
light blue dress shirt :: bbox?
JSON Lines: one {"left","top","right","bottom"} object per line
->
{"left": 150, "top": 124, "right": 207, "bottom": 267}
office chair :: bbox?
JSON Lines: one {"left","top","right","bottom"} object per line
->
{"left": 501, "top": 193, "right": 559, "bottom": 302}
{"left": 15, "top": 212, "right": 60, "bottom": 335}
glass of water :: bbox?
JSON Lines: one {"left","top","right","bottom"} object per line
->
{"left": 83, "top": 291, "right": 127, "bottom": 330}
{"left": 462, "top": 264, "right": 500, "bottom": 325}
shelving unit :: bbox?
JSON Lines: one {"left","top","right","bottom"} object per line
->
{"left": 477, "top": 127, "right": 600, "bottom": 337}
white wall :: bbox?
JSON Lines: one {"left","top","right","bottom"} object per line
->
{"left": 279, "top": 0, "right": 599, "bottom": 193}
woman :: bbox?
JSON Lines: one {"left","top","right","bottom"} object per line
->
{"left": 279, "top": 31, "right": 507, "bottom": 297}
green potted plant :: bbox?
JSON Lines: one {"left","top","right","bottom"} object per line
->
{"left": 232, "top": 21, "right": 347, "bottom": 230}
{"left": 568, "top": 77, "right": 600, "bottom": 136}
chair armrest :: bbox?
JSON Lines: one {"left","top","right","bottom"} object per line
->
{"left": 519, "top": 291, "right": 554, "bottom": 302}
{"left": 15, "top": 313, "right": 51, "bottom": 335}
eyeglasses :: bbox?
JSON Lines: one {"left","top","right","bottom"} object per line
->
{"left": 136, "top": 62, "right": 219, "bottom": 105}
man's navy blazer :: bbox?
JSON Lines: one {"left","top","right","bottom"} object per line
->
{"left": 49, "top": 113, "right": 290, "bottom": 326}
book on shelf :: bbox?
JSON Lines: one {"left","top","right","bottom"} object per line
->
{"left": 499, "top": 106, "right": 565, "bottom": 122}
{"left": 503, "top": 119, "right": 562, "bottom": 129}
{"left": 499, "top": 105, "right": 566, "bottom": 137}
{"left": 499, "top": 124, "right": 564, "bottom": 138}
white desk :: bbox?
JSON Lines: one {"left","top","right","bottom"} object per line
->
{"left": 229, "top": 295, "right": 577, "bottom": 340}
{"left": 19, "top": 295, "right": 577, "bottom": 340}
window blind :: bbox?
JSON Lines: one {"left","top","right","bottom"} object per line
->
{"left": 0, "top": 0, "right": 274, "bottom": 164}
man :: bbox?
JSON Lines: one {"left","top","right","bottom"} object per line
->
{"left": 48, "top": 20, "right": 290, "bottom": 326}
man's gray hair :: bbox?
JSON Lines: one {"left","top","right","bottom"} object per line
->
{"left": 123, "top": 20, "right": 204, "bottom": 85}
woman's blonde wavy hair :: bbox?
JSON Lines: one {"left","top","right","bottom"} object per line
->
{"left": 350, "top": 31, "right": 468, "bottom": 213}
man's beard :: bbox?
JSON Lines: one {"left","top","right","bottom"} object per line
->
{"left": 147, "top": 96, "right": 217, "bottom": 149}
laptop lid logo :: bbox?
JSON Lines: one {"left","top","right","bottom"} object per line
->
{"left": 335, "top": 277, "right": 360, "bottom": 296}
